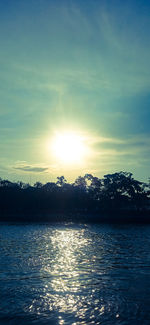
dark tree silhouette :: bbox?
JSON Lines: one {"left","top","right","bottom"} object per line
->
{"left": 56, "top": 176, "right": 67, "bottom": 187}
{"left": 0, "top": 171, "right": 149, "bottom": 223}
{"left": 34, "top": 182, "right": 43, "bottom": 189}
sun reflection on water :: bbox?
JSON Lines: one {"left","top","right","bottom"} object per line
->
{"left": 44, "top": 229, "right": 88, "bottom": 316}
{"left": 28, "top": 226, "right": 105, "bottom": 324}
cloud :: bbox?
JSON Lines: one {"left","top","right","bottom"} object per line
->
{"left": 89, "top": 133, "right": 150, "bottom": 147}
{"left": 87, "top": 135, "right": 126, "bottom": 145}
{"left": 13, "top": 162, "right": 49, "bottom": 173}
{"left": 15, "top": 166, "right": 48, "bottom": 173}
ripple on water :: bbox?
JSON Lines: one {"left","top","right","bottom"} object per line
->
{"left": 0, "top": 223, "right": 150, "bottom": 324}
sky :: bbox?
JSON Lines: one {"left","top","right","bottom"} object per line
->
{"left": 0, "top": 0, "right": 150, "bottom": 184}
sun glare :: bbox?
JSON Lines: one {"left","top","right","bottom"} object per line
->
{"left": 51, "top": 131, "right": 88, "bottom": 165}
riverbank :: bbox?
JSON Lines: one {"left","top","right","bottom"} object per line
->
{"left": 0, "top": 209, "right": 150, "bottom": 224}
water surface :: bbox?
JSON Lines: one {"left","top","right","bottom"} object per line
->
{"left": 0, "top": 222, "right": 150, "bottom": 324}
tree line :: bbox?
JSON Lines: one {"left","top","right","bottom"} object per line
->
{"left": 0, "top": 172, "right": 150, "bottom": 222}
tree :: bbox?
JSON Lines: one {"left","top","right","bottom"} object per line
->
{"left": 56, "top": 176, "right": 67, "bottom": 187}
{"left": 101, "top": 172, "right": 146, "bottom": 210}
{"left": 42, "top": 182, "right": 58, "bottom": 192}
{"left": 34, "top": 182, "right": 43, "bottom": 189}
{"left": 74, "top": 176, "right": 87, "bottom": 190}
{"left": 85, "top": 174, "right": 102, "bottom": 200}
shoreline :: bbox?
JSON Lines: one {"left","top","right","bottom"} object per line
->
{"left": 0, "top": 210, "right": 150, "bottom": 224}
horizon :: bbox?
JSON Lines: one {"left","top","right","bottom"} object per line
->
{"left": 0, "top": 169, "right": 149, "bottom": 187}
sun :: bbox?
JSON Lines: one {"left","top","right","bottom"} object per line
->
{"left": 51, "top": 131, "right": 88, "bottom": 165}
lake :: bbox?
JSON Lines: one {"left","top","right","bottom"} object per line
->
{"left": 0, "top": 222, "right": 150, "bottom": 324}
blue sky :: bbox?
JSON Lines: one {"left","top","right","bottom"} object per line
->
{"left": 0, "top": 0, "right": 150, "bottom": 183}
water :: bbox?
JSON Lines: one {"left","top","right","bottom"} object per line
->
{"left": 0, "top": 223, "right": 150, "bottom": 325}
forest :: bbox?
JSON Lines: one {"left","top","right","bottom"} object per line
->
{"left": 0, "top": 171, "right": 150, "bottom": 223}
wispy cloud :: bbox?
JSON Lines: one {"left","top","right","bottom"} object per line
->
{"left": 89, "top": 133, "right": 150, "bottom": 147}
{"left": 13, "top": 162, "right": 49, "bottom": 173}
{"left": 3, "top": 1, "right": 150, "bottom": 98}
{"left": 14, "top": 166, "right": 48, "bottom": 173}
